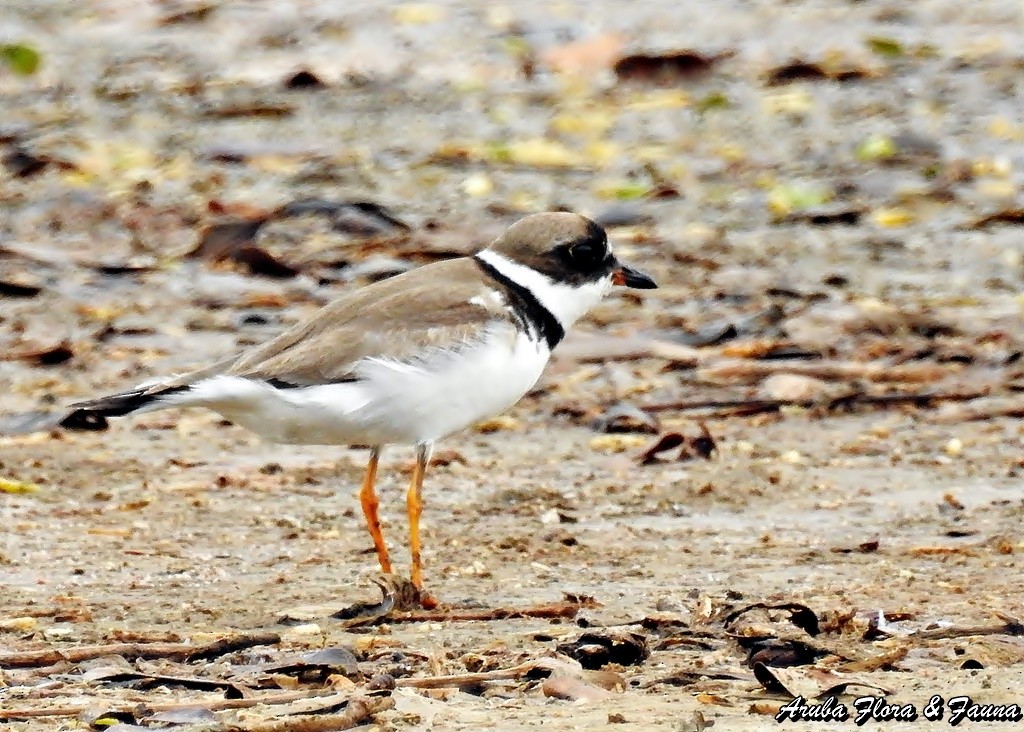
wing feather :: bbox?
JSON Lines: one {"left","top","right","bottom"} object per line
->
{"left": 151, "top": 258, "right": 511, "bottom": 390}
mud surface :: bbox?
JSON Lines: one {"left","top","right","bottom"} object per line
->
{"left": 2, "top": 1, "right": 1024, "bottom": 730}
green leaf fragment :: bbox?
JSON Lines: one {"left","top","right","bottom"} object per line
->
{"left": 768, "top": 183, "right": 831, "bottom": 215}
{"left": 0, "top": 477, "right": 42, "bottom": 494}
{"left": 0, "top": 44, "right": 41, "bottom": 76}
{"left": 866, "top": 37, "right": 904, "bottom": 58}
{"left": 856, "top": 134, "right": 898, "bottom": 162}
{"left": 696, "top": 92, "right": 730, "bottom": 114}
{"left": 485, "top": 142, "right": 512, "bottom": 163}
{"left": 612, "top": 182, "right": 651, "bottom": 200}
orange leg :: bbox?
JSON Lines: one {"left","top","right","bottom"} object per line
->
{"left": 359, "top": 447, "right": 392, "bottom": 574}
{"left": 406, "top": 443, "right": 431, "bottom": 591}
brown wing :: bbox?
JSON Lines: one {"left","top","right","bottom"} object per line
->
{"left": 151, "top": 258, "right": 511, "bottom": 389}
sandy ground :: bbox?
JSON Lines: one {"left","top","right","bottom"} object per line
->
{"left": 2, "top": 1, "right": 1024, "bottom": 730}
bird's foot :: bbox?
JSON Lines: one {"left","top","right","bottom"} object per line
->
{"left": 379, "top": 573, "right": 439, "bottom": 610}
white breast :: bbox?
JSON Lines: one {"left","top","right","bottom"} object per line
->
{"left": 171, "top": 323, "right": 550, "bottom": 446}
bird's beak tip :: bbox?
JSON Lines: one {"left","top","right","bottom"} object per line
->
{"left": 613, "top": 264, "right": 657, "bottom": 289}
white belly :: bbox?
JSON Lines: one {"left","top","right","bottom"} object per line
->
{"left": 176, "top": 329, "right": 550, "bottom": 446}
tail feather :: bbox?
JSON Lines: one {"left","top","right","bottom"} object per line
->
{"left": 62, "top": 384, "right": 190, "bottom": 431}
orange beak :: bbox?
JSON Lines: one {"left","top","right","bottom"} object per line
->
{"left": 612, "top": 264, "right": 657, "bottom": 289}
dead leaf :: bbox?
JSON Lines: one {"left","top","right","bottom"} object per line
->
{"left": 724, "top": 603, "right": 821, "bottom": 637}
{"left": 745, "top": 638, "right": 824, "bottom": 668}
{"left": 158, "top": 2, "right": 216, "bottom": 25}
{"left": 637, "top": 432, "right": 685, "bottom": 464}
{"left": 556, "top": 630, "right": 649, "bottom": 669}
{"left": 263, "top": 647, "right": 360, "bottom": 681}
{"left": 696, "top": 692, "right": 732, "bottom": 706}
{"left": 0, "top": 278, "right": 43, "bottom": 297}
{"left": 638, "top": 424, "right": 716, "bottom": 464}
{"left": 542, "top": 672, "right": 615, "bottom": 702}
{"left": 279, "top": 199, "right": 410, "bottom": 236}
{"left": 780, "top": 203, "right": 865, "bottom": 226}
{"left": 327, "top": 573, "right": 424, "bottom": 626}
{"left": 831, "top": 539, "right": 881, "bottom": 554}
{"left": 753, "top": 664, "right": 890, "bottom": 698}
{"left": 676, "top": 306, "right": 786, "bottom": 347}
{"left": 202, "top": 100, "right": 295, "bottom": 119}
{"left": 2, "top": 340, "right": 74, "bottom": 366}
{"left": 749, "top": 701, "right": 784, "bottom": 715}
{"left": 593, "top": 403, "right": 659, "bottom": 434}
{"left": 188, "top": 219, "right": 299, "bottom": 278}
{"left": 283, "top": 69, "right": 327, "bottom": 90}
{"left": 83, "top": 667, "right": 247, "bottom": 698}
{"left": 765, "top": 59, "right": 880, "bottom": 85}
{"left": 615, "top": 50, "right": 733, "bottom": 83}
{"left": 3, "top": 147, "right": 49, "bottom": 177}
{"left": 966, "top": 207, "right": 1024, "bottom": 229}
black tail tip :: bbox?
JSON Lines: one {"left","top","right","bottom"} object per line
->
{"left": 60, "top": 410, "right": 111, "bottom": 431}
{"left": 0, "top": 409, "right": 109, "bottom": 435}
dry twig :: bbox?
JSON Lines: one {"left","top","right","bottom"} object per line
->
{"left": 226, "top": 695, "right": 393, "bottom": 732}
{"left": 0, "top": 631, "right": 280, "bottom": 669}
{"left": 391, "top": 600, "right": 592, "bottom": 624}
{"left": 0, "top": 689, "right": 323, "bottom": 721}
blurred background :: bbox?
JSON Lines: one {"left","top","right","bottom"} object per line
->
{"left": 2, "top": 1, "right": 1022, "bottom": 373}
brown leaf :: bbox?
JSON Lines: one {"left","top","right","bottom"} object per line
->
{"left": 724, "top": 602, "right": 821, "bottom": 637}
{"left": 202, "top": 100, "right": 295, "bottom": 119}
{"left": 765, "top": 59, "right": 879, "bottom": 85}
{"left": 638, "top": 424, "right": 717, "bottom": 464}
{"left": 686, "top": 423, "right": 717, "bottom": 460}
{"left": 3, "top": 148, "right": 49, "bottom": 177}
{"left": 638, "top": 432, "right": 685, "bottom": 464}
{"left": 230, "top": 247, "right": 301, "bottom": 278}
{"left": 752, "top": 664, "right": 890, "bottom": 698}
{"left": 279, "top": 199, "right": 410, "bottom": 236}
{"left": 82, "top": 666, "right": 247, "bottom": 698}
{"left": 831, "top": 539, "right": 880, "bottom": 554}
{"left": 263, "top": 647, "right": 360, "bottom": 680}
{"left": 745, "top": 638, "right": 824, "bottom": 668}
{"left": 542, "top": 673, "right": 615, "bottom": 701}
{"left": 614, "top": 50, "right": 733, "bottom": 83}
{"left": 0, "top": 278, "right": 43, "bottom": 298}
{"left": 594, "top": 403, "right": 659, "bottom": 434}
{"left": 284, "top": 69, "right": 327, "bottom": 90}
{"left": 3, "top": 340, "right": 74, "bottom": 366}
{"left": 967, "top": 207, "right": 1024, "bottom": 229}
{"left": 556, "top": 631, "right": 649, "bottom": 669}
{"left": 780, "top": 203, "right": 865, "bottom": 226}
{"left": 158, "top": 2, "right": 216, "bottom": 25}
{"left": 696, "top": 692, "right": 732, "bottom": 706}
{"left": 189, "top": 219, "right": 299, "bottom": 278}
{"left": 749, "top": 701, "right": 784, "bottom": 716}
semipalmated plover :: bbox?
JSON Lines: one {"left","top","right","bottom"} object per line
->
{"left": 62, "top": 212, "right": 656, "bottom": 600}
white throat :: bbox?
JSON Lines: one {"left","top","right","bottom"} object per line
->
{"left": 475, "top": 249, "right": 612, "bottom": 330}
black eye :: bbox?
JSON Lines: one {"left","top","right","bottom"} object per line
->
{"left": 569, "top": 241, "right": 603, "bottom": 266}
{"left": 562, "top": 237, "right": 609, "bottom": 273}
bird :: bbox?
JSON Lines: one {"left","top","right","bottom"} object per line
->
{"left": 57, "top": 212, "right": 657, "bottom": 603}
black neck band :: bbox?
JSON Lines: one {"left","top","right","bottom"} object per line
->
{"left": 473, "top": 255, "right": 565, "bottom": 349}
